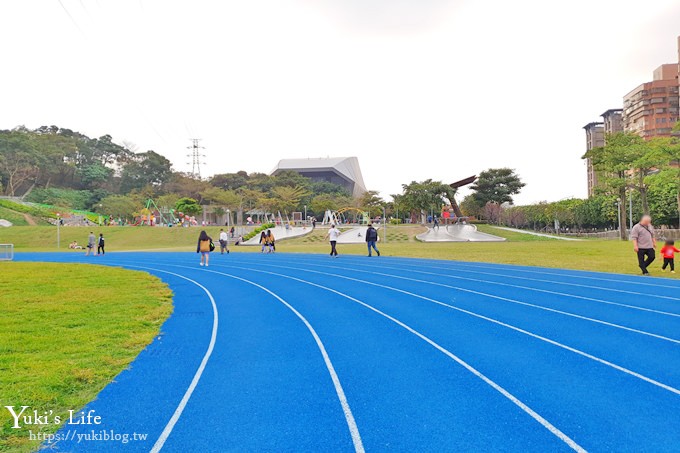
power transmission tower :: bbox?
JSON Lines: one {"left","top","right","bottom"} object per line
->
{"left": 186, "top": 139, "right": 206, "bottom": 179}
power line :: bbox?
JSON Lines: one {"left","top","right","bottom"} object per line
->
{"left": 186, "top": 139, "right": 206, "bottom": 179}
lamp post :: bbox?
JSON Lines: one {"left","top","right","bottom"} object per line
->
{"left": 382, "top": 206, "right": 387, "bottom": 243}
{"left": 616, "top": 198, "right": 621, "bottom": 235}
{"left": 226, "top": 209, "right": 230, "bottom": 228}
{"left": 304, "top": 205, "right": 307, "bottom": 225}
{"left": 629, "top": 194, "right": 633, "bottom": 231}
{"left": 56, "top": 213, "right": 61, "bottom": 249}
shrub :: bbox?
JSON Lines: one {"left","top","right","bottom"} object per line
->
{"left": 243, "top": 223, "right": 276, "bottom": 241}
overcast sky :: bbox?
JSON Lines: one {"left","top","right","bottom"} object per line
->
{"left": 1, "top": 1, "right": 679, "bottom": 203}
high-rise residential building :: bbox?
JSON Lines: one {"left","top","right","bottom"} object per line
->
{"left": 583, "top": 122, "right": 605, "bottom": 197}
{"left": 622, "top": 63, "right": 679, "bottom": 138}
{"left": 601, "top": 109, "right": 624, "bottom": 135}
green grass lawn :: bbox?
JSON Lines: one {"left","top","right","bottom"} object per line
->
{"left": 0, "top": 224, "right": 674, "bottom": 277}
{"left": 0, "top": 263, "right": 173, "bottom": 452}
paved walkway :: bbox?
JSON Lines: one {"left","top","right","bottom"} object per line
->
{"left": 492, "top": 227, "right": 584, "bottom": 241}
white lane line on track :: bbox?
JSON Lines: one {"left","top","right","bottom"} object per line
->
{"left": 393, "top": 258, "right": 680, "bottom": 292}
{"left": 249, "top": 262, "right": 680, "bottom": 397}
{"left": 203, "top": 263, "right": 586, "bottom": 453}
{"left": 271, "top": 257, "right": 680, "bottom": 318}
{"left": 170, "top": 265, "right": 365, "bottom": 453}
{"left": 450, "top": 261, "right": 680, "bottom": 289}
{"left": 124, "top": 266, "right": 219, "bottom": 453}
{"left": 275, "top": 259, "right": 680, "bottom": 344}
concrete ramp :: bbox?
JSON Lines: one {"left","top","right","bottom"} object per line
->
{"left": 336, "top": 226, "right": 368, "bottom": 244}
{"left": 417, "top": 224, "right": 505, "bottom": 242}
{"left": 243, "top": 225, "right": 312, "bottom": 246}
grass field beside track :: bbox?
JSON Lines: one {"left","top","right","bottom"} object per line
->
{"left": 0, "top": 263, "right": 173, "bottom": 452}
{"left": 0, "top": 224, "right": 673, "bottom": 277}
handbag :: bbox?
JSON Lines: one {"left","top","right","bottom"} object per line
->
{"left": 209, "top": 240, "right": 215, "bottom": 252}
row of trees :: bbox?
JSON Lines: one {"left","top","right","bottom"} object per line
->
{"left": 0, "top": 125, "right": 529, "bottom": 223}
{"left": 583, "top": 126, "right": 680, "bottom": 238}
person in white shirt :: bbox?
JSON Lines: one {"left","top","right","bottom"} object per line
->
{"left": 325, "top": 224, "right": 341, "bottom": 257}
{"left": 219, "top": 228, "right": 229, "bottom": 255}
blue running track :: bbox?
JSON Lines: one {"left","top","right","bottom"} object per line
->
{"left": 14, "top": 252, "right": 680, "bottom": 452}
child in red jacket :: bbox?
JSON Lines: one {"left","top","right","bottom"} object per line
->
{"left": 660, "top": 240, "right": 680, "bottom": 273}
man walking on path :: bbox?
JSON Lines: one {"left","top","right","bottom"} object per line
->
{"left": 85, "top": 232, "right": 96, "bottom": 256}
{"left": 366, "top": 223, "right": 381, "bottom": 257}
{"left": 219, "top": 228, "right": 229, "bottom": 254}
{"left": 325, "top": 224, "right": 341, "bottom": 257}
{"left": 631, "top": 215, "right": 657, "bottom": 275}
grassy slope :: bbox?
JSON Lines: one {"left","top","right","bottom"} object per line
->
{"left": 0, "top": 207, "right": 50, "bottom": 227}
{"left": 0, "top": 263, "right": 173, "bottom": 452}
{"left": 0, "top": 225, "right": 673, "bottom": 277}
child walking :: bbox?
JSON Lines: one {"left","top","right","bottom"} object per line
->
{"left": 660, "top": 239, "right": 680, "bottom": 273}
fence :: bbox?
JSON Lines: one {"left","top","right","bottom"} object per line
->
{"left": 0, "top": 244, "right": 14, "bottom": 261}
{"left": 560, "top": 228, "right": 680, "bottom": 240}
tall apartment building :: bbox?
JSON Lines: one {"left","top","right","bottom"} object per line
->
{"left": 622, "top": 63, "right": 679, "bottom": 138}
{"left": 601, "top": 109, "right": 624, "bottom": 134}
{"left": 583, "top": 122, "right": 605, "bottom": 197}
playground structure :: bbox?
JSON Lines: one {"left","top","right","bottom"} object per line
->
{"left": 134, "top": 199, "right": 179, "bottom": 226}
{"left": 417, "top": 221, "right": 505, "bottom": 242}
{"left": 322, "top": 207, "right": 372, "bottom": 226}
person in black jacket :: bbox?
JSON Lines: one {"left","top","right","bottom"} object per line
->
{"left": 97, "top": 233, "right": 105, "bottom": 255}
{"left": 366, "top": 223, "right": 380, "bottom": 257}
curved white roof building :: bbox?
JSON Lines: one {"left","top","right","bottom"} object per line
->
{"left": 271, "top": 157, "right": 367, "bottom": 197}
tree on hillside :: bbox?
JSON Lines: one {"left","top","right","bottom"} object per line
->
{"left": 199, "top": 187, "right": 241, "bottom": 209}
{"left": 0, "top": 129, "right": 44, "bottom": 196}
{"left": 210, "top": 171, "right": 249, "bottom": 190}
{"left": 162, "top": 173, "right": 211, "bottom": 200}
{"left": 470, "top": 168, "right": 525, "bottom": 206}
{"left": 95, "top": 194, "right": 140, "bottom": 219}
{"left": 120, "top": 150, "right": 173, "bottom": 193}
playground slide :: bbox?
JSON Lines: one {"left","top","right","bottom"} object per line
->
{"left": 416, "top": 224, "right": 505, "bottom": 242}
{"left": 336, "top": 226, "right": 368, "bottom": 244}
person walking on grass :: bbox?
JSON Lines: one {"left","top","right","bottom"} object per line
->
{"left": 197, "top": 230, "right": 213, "bottom": 267}
{"left": 631, "top": 215, "right": 656, "bottom": 275}
{"left": 660, "top": 239, "right": 680, "bottom": 273}
{"left": 219, "top": 228, "right": 229, "bottom": 255}
{"left": 97, "top": 233, "right": 105, "bottom": 255}
{"left": 266, "top": 229, "right": 276, "bottom": 253}
{"left": 85, "top": 232, "right": 96, "bottom": 256}
{"left": 325, "top": 224, "right": 341, "bottom": 257}
{"left": 366, "top": 223, "right": 380, "bottom": 257}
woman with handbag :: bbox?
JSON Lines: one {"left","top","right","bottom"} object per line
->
{"left": 197, "top": 230, "right": 214, "bottom": 267}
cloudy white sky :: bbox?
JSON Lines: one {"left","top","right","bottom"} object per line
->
{"left": 1, "top": 1, "right": 679, "bottom": 203}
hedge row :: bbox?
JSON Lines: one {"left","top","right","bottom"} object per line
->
{"left": 243, "top": 223, "right": 276, "bottom": 241}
